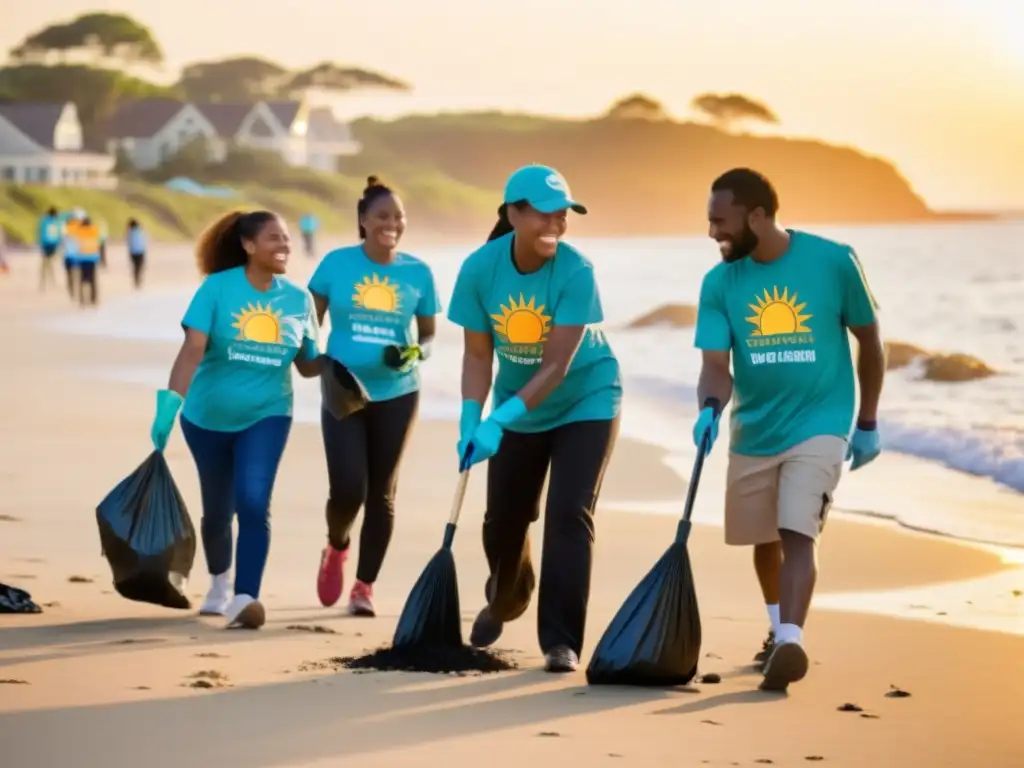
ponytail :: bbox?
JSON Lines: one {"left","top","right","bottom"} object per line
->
{"left": 195, "top": 209, "right": 276, "bottom": 275}
{"left": 357, "top": 175, "right": 393, "bottom": 239}
{"left": 487, "top": 203, "right": 514, "bottom": 241}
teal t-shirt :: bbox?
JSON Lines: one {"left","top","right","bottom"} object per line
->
{"left": 694, "top": 230, "right": 878, "bottom": 456}
{"left": 181, "top": 266, "right": 320, "bottom": 432}
{"left": 38, "top": 216, "right": 61, "bottom": 248}
{"left": 447, "top": 233, "right": 622, "bottom": 433}
{"left": 308, "top": 245, "right": 441, "bottom": 402}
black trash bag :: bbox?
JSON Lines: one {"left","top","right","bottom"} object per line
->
{"left": 585, "top": 536, "right": 701, "bottom": 686}
{"left": 321, "top": 359, "right": 369, "bottom": 420}
{"left": 96, "top": 450, "right": 196, "bottom": 609}
{"left": 0, "top": 582, "right": 42, "bottom": 614}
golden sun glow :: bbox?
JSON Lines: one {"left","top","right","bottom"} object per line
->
{"left": 491, "top": 294, "right": 552, "bottom": 344}
{"left": 352, "top": 274, "right": 402, "bottom": 312}
{"left": 746, "top": 287, "right": 812, "bottom": 336}
{"left": 232, "top": 301, "right": 283, "bottom": 343}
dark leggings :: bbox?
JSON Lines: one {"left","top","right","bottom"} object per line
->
{"left": 483, "top": 417, "right": 619, "bottom": 656}
{"left": 321, "top": 391, "right": 419, "bottom": 583}
{"left": 78, "top": 261, "right": 98, "bottom": 306}
{"left": 130, "top": 253, "right": 145, "bottom": 288}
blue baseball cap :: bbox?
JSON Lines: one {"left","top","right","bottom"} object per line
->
{"left": 503, "top": 164, "right": 587, "bottom": 215}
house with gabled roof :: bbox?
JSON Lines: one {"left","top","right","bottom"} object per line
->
{"left": 106, "top": 98, "right": 361, "bottom": 172}
{"left": 0, "top": 101, "right": 114, "bottom": 187}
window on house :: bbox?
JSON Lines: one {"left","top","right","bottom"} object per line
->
{"left": 249, "top": 116, "right": 275, "bottom": 138}
{"left": 2, "top": 167, "right": 15, "bottom": 181}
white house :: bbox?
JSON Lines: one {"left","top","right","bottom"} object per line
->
{"left": 107, "top": 98, "right": 361, "bottom": 172}
{"left": 0, "top": 102, "right": 115, "bottom": 188}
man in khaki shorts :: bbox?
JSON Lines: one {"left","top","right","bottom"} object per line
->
{"left": 692, "top": 168, "right": 886, "bottom": 692}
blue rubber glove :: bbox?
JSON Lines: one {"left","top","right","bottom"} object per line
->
{"left": 457, "top": 400, "right": 483, "bottom": 461}
{"left": 465, "top": 396, "right": 528, "bottom": 467}
{"left": 692, "top": 398, "right": 722, "bottom": 456}
{"left": 847, "top": 425, "right": 881, "bottom": 471}
{"left": 151, "top": 389, "right": 184, "bottom": 451}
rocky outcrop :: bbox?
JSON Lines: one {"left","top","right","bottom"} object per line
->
{"left": 626, "top": 304, "right": 697, "bottom": 329}
{"left": 884, "top": 341, "right": 929, "bottom": 370}
{"left": 921, "top": 353, "right": 997, "bottom": 383}
{"left": 883, "top": 340, "right": 996, "bottom": 382}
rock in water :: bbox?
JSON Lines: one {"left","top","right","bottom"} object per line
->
{"left": 921, "top": 353, "right": 996, "bottom": 382}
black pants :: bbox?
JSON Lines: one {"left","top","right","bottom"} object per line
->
{"left": 130, "top": 252, "right": 145, "bottom": 288}
{"left": 320, "top": 391, "right": 419, "bottom": 583}
{"left": 64, "top": 258, "right": 77, "bottom": 298}
{"left": 78, "top": 261, "right": 98, "bottom": 305}
{"left": 483, "top": 416, "right": 619, "bottom": 656}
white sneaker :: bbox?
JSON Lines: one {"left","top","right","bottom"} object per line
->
{"left": 199, "top": 573, "right": 231, "bottom": 616}
{"left": 225, "top": 594, "right": 265, "bottom": 630}
{"left": 760, "top": 640, "right": 809, "bottom": 692}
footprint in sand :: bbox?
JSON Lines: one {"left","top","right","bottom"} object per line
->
{"left": 195, "top": 652, "right": 227, "bottom": 659}
{"left": 67, "top": 575, "right": 94, "bottom": 584}
{"left": 108, "top": 638, "right": 167, "bottom": 646}
{"left": 184, "top": 670, "right": 231, "bottom": 689}
{"left": 286, "top": 624, "right": 338, "bottom": 634}
{"left": 885, "top": 685, "right": 911, "bottom": 698}
{"left": 0, "top": 515, "right": 22, "bottom": 523}
{"left": 0, "top": 679, "right": 30, "bottom": 685}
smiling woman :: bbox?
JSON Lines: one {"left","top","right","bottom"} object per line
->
{"left": 148, "top": 208, "right": 323, "bottom": 632}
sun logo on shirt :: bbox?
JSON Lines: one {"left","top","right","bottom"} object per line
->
{"left": 352, "top": 274, "right": 402, "bottom": 312}
{"left": 492, "top": 294, "right": 552, "bottom": 344}
{"left": 746, "top": 286, "right": 812, "bottom": 336}
{"left": 232, "top": 301, "right": 283, "bottom": 343}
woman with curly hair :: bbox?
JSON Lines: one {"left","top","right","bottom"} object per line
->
{"left": 150, "top": 210, "right": 322, "bottom": 629}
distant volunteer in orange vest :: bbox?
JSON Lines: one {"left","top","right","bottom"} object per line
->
{"left": 75, "top": 217, "right": 101, "bottom": 307}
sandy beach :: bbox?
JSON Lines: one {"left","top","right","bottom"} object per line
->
{"left": 1, "top": 243, "right": 1023, "bottom": 767}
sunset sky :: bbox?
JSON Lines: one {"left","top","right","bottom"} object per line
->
{"left": 5, "top": 1, "right": 1024, "bottom": 210}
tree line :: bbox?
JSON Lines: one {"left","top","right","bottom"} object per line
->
{"left": 0, "top": 12, "right": 409, "bottom": 143}
{"left": 0, "top": 12, "right": 780, "bottom": 145}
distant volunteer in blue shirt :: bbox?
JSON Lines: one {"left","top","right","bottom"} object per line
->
{"left": 299, "top": 212, "right": 318, "bottom": 258}
{"left": 127, "top": 218, "right": 147, "bottom": 289}
{"left": 694, "top": 168, "right": 885, "bottom": 692}
{"left": 38, "top": 207, "right": 62, "bottom": 292}
{"left": 310, "top": 176, "right": 441, "bottom": 617}
{"left": 448, "top": 165, "right": 622, "bottom": 674}
{"left": 151, "top": 210, "right": 322, "bottom": 630}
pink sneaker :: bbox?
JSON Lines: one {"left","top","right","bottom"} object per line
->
{"left": 348, "top": 580, "right": 375, "bottom": 617}
{"left": 317, "top": 544, "right": 348, "bottom": 607}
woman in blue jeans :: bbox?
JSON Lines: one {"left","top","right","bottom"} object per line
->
{"left": 149, "top": 209, "right": 322, "bottom": 629}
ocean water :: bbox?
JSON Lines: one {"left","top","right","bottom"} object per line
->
{"left": 45, "top": 219, "right": 1024, "bottom": 548}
